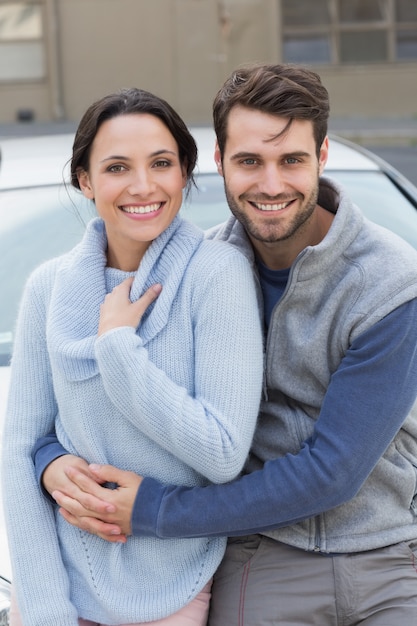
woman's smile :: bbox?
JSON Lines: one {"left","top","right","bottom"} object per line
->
{"left": 119, "top": 202, "right": 164, "bottom": 216}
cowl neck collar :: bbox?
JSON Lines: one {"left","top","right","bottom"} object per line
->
{"left": 47, "top": 216, "right": 203, "bottom": 381}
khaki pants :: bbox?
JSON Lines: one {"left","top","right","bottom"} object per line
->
{"left": 208, "top": 534, "right": 417, "bottom": 626}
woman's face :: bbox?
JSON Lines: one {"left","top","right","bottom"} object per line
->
{"left": 77, "top": 113, "right": 187, "bottom": 270}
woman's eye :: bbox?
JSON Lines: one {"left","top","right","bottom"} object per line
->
{"left": 153, "top": 160, "right": 171, "bottom": 168}
{"left": 108, "top": 164, "right": 126, "bottom": 173}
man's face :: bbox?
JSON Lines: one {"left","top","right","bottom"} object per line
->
{"left": 215, "top": 106, "right": 328, "bottom": 267}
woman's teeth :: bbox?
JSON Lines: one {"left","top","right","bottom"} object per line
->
{"left": 121, "top": 203, "right": 161, "bottom": 214}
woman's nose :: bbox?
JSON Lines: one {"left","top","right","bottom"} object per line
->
{"left": 127, "top": 169, "right": 155, "bottom": 195}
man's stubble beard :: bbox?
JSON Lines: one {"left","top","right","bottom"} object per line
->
{"left": 223, "top": 177, "right": 320, "bottom": 244}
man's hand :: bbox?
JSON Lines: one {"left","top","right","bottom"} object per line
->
{"left": 43, "top": 454, "right": 98, "bottom": 497}
{"left": 51, "top": 464, "right": 143, "bottom": 543}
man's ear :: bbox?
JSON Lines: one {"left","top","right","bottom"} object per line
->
{"left": 77, "top": 168, "right": 94, "bottom": 199}
{"left": 318, "top": 136, "right": 329, "bottom": 176}
{"left": 214, "top": 142, "right": 223, "bottom": 176}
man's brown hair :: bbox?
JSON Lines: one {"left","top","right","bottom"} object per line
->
{"left": 213, "top": 63, "right": 330, "bottom": 158}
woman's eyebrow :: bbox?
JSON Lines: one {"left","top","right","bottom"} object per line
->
{"left": 100, "top": 149, "right": 178, "bottom": 164}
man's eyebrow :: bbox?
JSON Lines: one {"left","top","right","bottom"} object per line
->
{"left": 282, "top": 151, "right": 311, "bottom": 159}
{"left": 229, "top": 150, "right": 312, "bottom": 162}
{"left": 230, "top": 151, "right": 262, "bottom": 162}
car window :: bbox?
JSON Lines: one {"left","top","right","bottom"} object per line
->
{"left": 0, "top": 185, "right": 94, "bottom": 364}
{"left": 181, "top": 174, "right": 229, "bottom": 230}
{"left": 329, "top": 170, "right": 417, "bottom": 249}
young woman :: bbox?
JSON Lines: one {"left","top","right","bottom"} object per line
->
{"left": 2, "top": 88, "right": 263, "bottom": 626}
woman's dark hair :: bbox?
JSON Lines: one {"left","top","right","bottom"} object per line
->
{"left": 213, "top": 63, "right": 330, "bottom": 158}
{"left": 71, "top": 87, "right": 197, "bottom": 196}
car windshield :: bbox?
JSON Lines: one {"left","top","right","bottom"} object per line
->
{"left": 1, "top": 169, "right": 417, "bottom": 364}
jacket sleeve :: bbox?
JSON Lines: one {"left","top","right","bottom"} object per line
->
{"left": 131, "top": 299, "right": 417, "bottom": 538}
{"left": 32, "top": 433, "right": 68, "bottom": 499}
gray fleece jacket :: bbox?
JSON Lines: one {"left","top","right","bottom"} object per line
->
{"left": 205, "top": 176, "right": 417, "bottom": 552}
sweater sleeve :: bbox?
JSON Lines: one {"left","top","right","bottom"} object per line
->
{"left": 131, "top": 298, "right": 417, "bottom": 538}
{"left": 93, "top": 249, "right": 264, "bottom": 484}
{"left": 1, "top": 267, "right": 80, "bottom": 626}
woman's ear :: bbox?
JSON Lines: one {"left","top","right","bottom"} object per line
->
{"left": 181, "top": 164, "right": 188, "bottom": 189}
{"left": 214, "top": 142, "right": 223, "bottom": 176}
{"left": 77, "top": 168, "right": 94, "bottom": 199}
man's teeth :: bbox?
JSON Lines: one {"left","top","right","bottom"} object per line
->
{"left": 254, "top": 201, "right": 291, "bottom": 211}
{"left": 121, "top": 203, "right": 161, "bottom": 214}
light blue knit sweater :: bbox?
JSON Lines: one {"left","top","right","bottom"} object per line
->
{"left": 2, "top": 216, "right": 263, "bottom": 625}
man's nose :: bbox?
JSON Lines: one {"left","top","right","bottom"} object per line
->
{"left": 259, "top": 164, "right": 286, "bottom": 197}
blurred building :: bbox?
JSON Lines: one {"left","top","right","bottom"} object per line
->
{"left": 0, "top": 0, "right": 416, "bottom": 124}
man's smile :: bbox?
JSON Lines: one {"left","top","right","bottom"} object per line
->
{"left": 251, "top": 200, "right": 294, "bottom": 212}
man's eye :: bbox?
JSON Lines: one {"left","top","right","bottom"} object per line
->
{"left": 285, "top": 158, "right": 300, "bottom": 165}
{"left": 242, "top": 158, "right": 257, "bottom": 166}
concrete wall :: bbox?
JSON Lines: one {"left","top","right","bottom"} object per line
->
{"left": 320, "top": 64, "right": 417, "bottom": 117}
{"left": 0, "top": 0, "right": 416, "bottom": 124}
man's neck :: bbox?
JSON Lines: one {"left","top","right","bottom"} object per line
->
{"left": 251, "top": 205, "right": 334, "bottom": 270}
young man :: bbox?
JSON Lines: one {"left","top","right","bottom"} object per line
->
{"left": 35, "top": 64, "right": 417, "bottom": 625}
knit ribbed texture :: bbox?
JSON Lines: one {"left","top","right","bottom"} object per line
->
{"left": 2, "top": 216, "right": 263, "bottom": 625}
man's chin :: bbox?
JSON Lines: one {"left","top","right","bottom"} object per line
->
{"left": 247, "top": 225, "right": 288, "bottom": 244}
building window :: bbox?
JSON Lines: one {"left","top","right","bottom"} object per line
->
{"left": 282, "top": 0, "right": 331, "bottom": 26}
{"left": 338, "top": 0, "right": 388, "bottom": 22}
{"left": 281, "top": 0, "right": 417, "bottom": 64}
{"left": 0, "top": 2, "right": 45, "bottom": 81}
{"left": 340, "top": 31, "right": 388, "bottom": 63}
{"left": 396, "top": 29, "right": 417, "bottom": 59}
{"left": 283, "top": 35, "right": 331, "bottom": 64}
{"left": 396, "top": 0, "right": 417, "bottom": 21}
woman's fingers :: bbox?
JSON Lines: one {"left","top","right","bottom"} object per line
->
{"left": 98, "top": 281, "right": 162, "bottom": 335}
{"left": 57, "top": 503, "right": 126, "bottom": 543}
{"left": 51, "top": 463, "right": 141, "bottom": 538}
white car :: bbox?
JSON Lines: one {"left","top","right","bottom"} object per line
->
{"left": 1, "top": 129, "right": 417, "bottom": 621}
